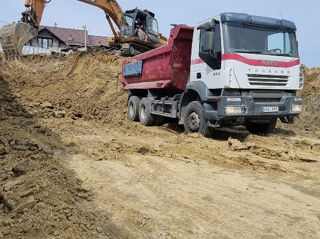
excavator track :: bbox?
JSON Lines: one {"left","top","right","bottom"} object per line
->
{"left": 0, "top": 22, "right": 37, "bottom": 58}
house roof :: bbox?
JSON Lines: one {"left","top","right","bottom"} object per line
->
{"left": 38, "top": 26, "right": 109, "bottom": 47}
{"left": 88, "top": 35, "right": 109, "bottom": 47}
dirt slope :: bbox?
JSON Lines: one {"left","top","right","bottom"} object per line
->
{"left": 0, "top": 52, "right": 128, "bottom": 238}
{"left": 298, "top": 66, "right": 320, "bottom": 130}
{"left": 0, "top": 52, "right": 319, "bottom": 239}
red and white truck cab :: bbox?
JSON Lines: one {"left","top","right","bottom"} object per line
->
{"left": 122, "top": 12, "right": 303, "bottom": 135}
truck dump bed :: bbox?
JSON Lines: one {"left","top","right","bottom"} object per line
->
{"left": 122, "top": 26, "right": 194, "bottom": 91}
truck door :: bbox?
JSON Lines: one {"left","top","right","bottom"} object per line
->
{"left": 193, "top": 22, "right": 222, "bottom": 88}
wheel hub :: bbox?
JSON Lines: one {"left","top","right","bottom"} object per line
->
{"left": 128, "top": 102, "right": 134, "bottom": 116}
{"left": 188, "top": 112, "right": 200, "bottom": 131}
{"left": 140, "top": 105, "right": 146, "bottom": 120}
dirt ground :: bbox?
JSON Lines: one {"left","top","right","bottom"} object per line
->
{"left": 0, "top": 51, "right": 319, "bottom": 239}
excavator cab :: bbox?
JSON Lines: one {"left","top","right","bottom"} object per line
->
{"left": 120, "top": 9, "right": 160, "bottom": 55}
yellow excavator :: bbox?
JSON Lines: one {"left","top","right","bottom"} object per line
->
{"left": 0, "top": 0, "right": 167, "bottom": 58}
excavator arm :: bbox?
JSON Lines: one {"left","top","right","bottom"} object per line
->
{"left": 0, "top": 0, "right": 124, "bottom": 57}
{"left": 22, "top": 0, "right": 123, "bottom": 38}
{"left": 22, "top": 0, "right": 47, "bottom": 28}
{"left": 78, "top": 0, "right": 123, "bottom": 38}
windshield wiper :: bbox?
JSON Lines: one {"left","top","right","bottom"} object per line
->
{"left": 268, "top": 53, "right": 291, "bottom": 57}
{"left": 234, "top": 50, "right": 264, "bottom": 54}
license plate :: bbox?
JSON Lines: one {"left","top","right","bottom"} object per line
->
{"left": 261, "top": 106, "right": 279, "bottom": 113}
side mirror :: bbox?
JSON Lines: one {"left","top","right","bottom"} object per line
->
{"left": 203, "top": 30, "right": 214, "bottom": 52}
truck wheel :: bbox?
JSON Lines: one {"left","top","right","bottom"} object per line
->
{"left": 183, "top": 101, "right": 211, "bottom": 137}
{"left": 245, "top": 119, "right": 277, "bottom": 135}
{"left": 139, "top": 98, "right": 155, "bottom": 126}
{"left": 127, "top": 96, "right": 140, "bottom": 121}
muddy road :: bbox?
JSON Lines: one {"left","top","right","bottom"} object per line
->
{"left": 0, "top": 52, "right": 319, "bottom": 238}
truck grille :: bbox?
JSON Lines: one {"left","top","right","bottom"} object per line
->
{"left": 251, "top": 91, "right": 282, "bottom": 102}
{"left": 247, "top": 74, "right": 289, "bottom": 87}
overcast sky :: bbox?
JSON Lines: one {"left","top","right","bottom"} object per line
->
{"left": 0, "top": 0, "right": 319, "bottom": 67}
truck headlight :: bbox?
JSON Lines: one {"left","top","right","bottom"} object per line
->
{"left": 299, "top": 71, "right": 304, "bottom": 89}
{"left": 291, "top": 104, "right": 302, "bottom": 113}
{"left": 225, "top": 106, "right": 247, "bottom": 115}
{"left": 294, "top": 97, "right": 302, "bottom": 102}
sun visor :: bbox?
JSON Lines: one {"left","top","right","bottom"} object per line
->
{"left": 220, "top": 12, "right": 296, "bottom": 30}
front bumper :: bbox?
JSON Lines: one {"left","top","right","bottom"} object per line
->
{"left": 203, "top": 92, "right": 302, "bottom": 125}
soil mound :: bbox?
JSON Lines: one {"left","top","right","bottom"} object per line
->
{"left": 298, "top": 66, "right": 320, "bottom": 130}
{"left": 0, "top": 52, "right": 127, "bottom": 239}
{"left": 0, "top": 51, "right": 126, "bottom": 124}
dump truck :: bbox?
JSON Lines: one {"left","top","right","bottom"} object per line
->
{"left": 122, "top": 12, "right": 304, "bottom": 136}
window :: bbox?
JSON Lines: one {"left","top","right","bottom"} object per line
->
{"left": 123, "top": 16, "right": 134, "bottom": 27}
{"left": 37, "top": 38, "right": 53, "bottom": 49}
{"left": 199, "top": 22, "right": 221, "bottom": 70}
{"left": 121, "top": 15, "right": 135, "bottom": 38}
{"left": 267, "top": 32, "right": 292, "bottom": 55}
{"left": 147, "top": 19, "right": 159, "bottom": 35}
{"left": 224, "top": 23, "right": 298, "bottom": 57}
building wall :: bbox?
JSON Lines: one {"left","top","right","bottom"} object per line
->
{"left": 23, "top": 27, "right": 109, "bottom": 52}
{"left": 26, "top": 31, "right": 67, "bottom": 51}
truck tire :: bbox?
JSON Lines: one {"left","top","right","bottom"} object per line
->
{"left": 183, "top": 101, "right": 211, "bottom": 137}
{"left": 245, "top": 119, "right": 277, "bottom": 135}
{"left": 139, "top": 98, "right": 155, "bottom": 126}
{"left": 127, "top": 96, "right": 140, "bottom": 121}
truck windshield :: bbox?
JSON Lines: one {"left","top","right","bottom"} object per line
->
{"left": 224, "top": 23, "right": 299, "bottom": 58}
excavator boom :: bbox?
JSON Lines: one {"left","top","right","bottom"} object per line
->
{"left": 77, "top": 0, "right": 124, "bottom": 39}
{"left": 78, "top": 0, "right": 123, "bottom": 28}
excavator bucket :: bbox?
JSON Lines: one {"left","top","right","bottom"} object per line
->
{"left": 0, "top": 22, "right": 38, "bottom": 58}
